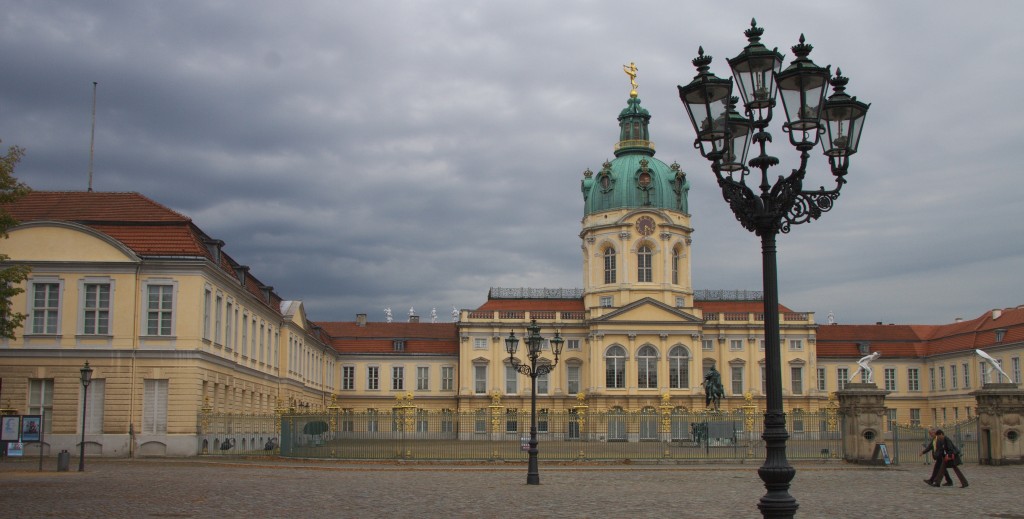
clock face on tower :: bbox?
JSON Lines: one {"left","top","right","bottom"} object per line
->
{"left": 635, "top": 216, "right": 655, "bottom": 236}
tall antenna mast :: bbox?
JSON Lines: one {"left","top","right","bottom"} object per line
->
{"left": 88, "top": 81, "right": 97, "bottom": 192}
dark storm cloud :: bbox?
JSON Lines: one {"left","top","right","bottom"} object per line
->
{"left": 2, "top": 0, "right": 1022, "bottom": 324}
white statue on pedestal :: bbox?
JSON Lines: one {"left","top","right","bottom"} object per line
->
{"left": 976, "top": 349, "right": 1010, "bottom": 383}
{"left": 848, "top": 351, "right": 881, "bottom": 384}
{"left": 383, "top": 307, "right": 393, "bottom": 323}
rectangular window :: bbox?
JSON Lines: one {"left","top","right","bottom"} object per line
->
{"left": 441, "top": 366, "right": 454, "bottom": 391}
{"left": 837, "top": 367, "right": 849, "bottom": 391}
{"left": 929, "top": 367, "right": 936, "bottom": 390}
{"left": 342, "top": 366, "right": 355, "bottom": 390}
{"left": 909, "top": 408, "right": 921, "bottom": 427}
{"left": 887, "top": 409, "right": 897, "bottom": 432}
{"left": 28, "top": 379, "right": 54, "bottom": 433}
{"left": 702, "top": 339, "right": 714, "bottom": 351}
{"left": 884, "top": 368, "right": 897, "bottom": 391}
{"left": 951, "top": 365, "right": 958, "bottom": 390}
{"left": 241, "top": 312, "right": 249, "bottom": 357}
{"left": 730, "top": 339, "right": 743, "bottom": 351}
{"left": 791, "top": 366, "right": 803, "bottom": 395}
{"left": 567, "top": 339, "right": 581, "bottom": 350}
{"left": 416, "top": 366, "right": 429, "bottom": 391}
{"left": 759, "top": 339, "right": 766, "bottom": 351}
{"left": 391, "top": 366, "right": 404, "bottom": 390}
{"left": 963, "top": 362, "right": 970, "bottom": 388}
{"left": 474, "top": 365, "right": 487, "bottom": 394}
{"left": 82, "top": 283, "right": 110, "bottom": 335}
{"left": 31, "top": 282, "right": 60, "bottom": 334}
{"left": 474, "top": 338, "right": 487, "bottom": 349}
{"left": 505, "top": 364, "right": 518, "bottom": 394}
{"left": 637, "top": 249, "right": 652, "bottom": 282}
{"left": 537, "top": 372, "right": 549, "bottom": 395}
{"left": 939, "top": 366, "right": 946, "bottom": 389}
{"left": 394, "top": 340, "right": 405, "bottom": 352}
{"left": 567, "top": 365, "right": 580, "bottom": 395}
{"left": 225, "top": 301, "right": 234, "bottom": 350}
{"left": 604, "top": 251, "right": 616, "bottom": 284}
{"left": 1014, "top": 357, "right": 1022, "bottom": 385}
{"left": 907, "top": 368, "right": 920, "bottom": 391}
{"left": 600, "top": 296, "right": 613, "bottom": 308}
{"left": 202, "top": 288, "right": 211, "bottom": 340}
{"left": 789, "top": 339, "right": 803, "bottom": 351}
{"left": 367, "top": 409, "right": 379, "bottom": 433}
{"left": 731, "top": 366, "right": 743, "bottom": 395}
{"left": 505, "top": 409, "right": 518, "bottom": 433}
{"left": 474, "top": 410, "right": 486, "bottom": 433}
{"left": 214, "top": 293, "right": 223, "bottom": 344}
{"left": 816, "top": 367, "right": 826, "bottom": 391}
{"left": 761, "top": 365, "right": 766, "bottom": 394}
{"left": 146, "top": 284, "right": 174, "bottom": 336}
{"left": 367, "top": 366, "right": 379, "bottom": 390}
{"left": 82, "top": 379, "right": 105, "bottom": 434}
{"left": 142, "top": 379, "right": 168, "bottom": 434}
{"left": 538, "top": 409, "right": 549, "bottom": 433}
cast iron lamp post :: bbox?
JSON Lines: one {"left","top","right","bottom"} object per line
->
{"left": 678, "top": 20, "right": 869, "bottom": 518}
{"left": 78, "top": 361, "right": 93, "bottom": 472}
{"left": 505, "top": 319, "right": 563, "bottom": 485}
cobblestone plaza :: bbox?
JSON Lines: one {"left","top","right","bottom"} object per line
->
{"left": 0, "top": 458, "right": 1021, "bottom": 518}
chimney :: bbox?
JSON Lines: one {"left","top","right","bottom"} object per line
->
{"left": 356, "top": 314, "right": 367, "bottom": 327}
{"left": 992, "top": 309, "right": 1002, "bottom": 320}
{"left": 409, "top": 315, "right": 420, "bottom": 323}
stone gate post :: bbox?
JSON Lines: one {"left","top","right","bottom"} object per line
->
{"left": 835, "top": 383, "right": 890, "bottom": 463}
{"left": 972, "top": 382, "right": 1023, "bottom": 465}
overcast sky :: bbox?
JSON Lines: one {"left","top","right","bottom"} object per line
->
{"left": 2, "top": 1, "right": 1022, "bottom": 326}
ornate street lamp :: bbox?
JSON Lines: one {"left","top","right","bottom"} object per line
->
{"left": 505, "top": 319, "right": 563, "bottom": 485}
{"left": 79, "top": 361, "right": 93, "bottom": 472}
{"left": 678, "top": 20, "right": 869, "bottom": 518}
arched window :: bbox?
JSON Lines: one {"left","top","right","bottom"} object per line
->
{"left": 669, "top": 345, "right": 690, "bottom": 389}
{"left": 637, "top": 345, "right": 658, "bottom": 389}
{"left": 604, "top": 247, "right": 617, "bottom": 284}
{"left": 672, "top": 246, "right": 681, "bottom": 285}
{"left": 637, "top": 245, "right": 652, "bottom": 282}
{"left": 605, "top": 345, "right": 626, "bottom": 389}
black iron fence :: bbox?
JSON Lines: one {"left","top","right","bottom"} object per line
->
{"left": 890, "top": 418, "right": 979, "bottom": 465}
{"left": 199, "top": 408, "right": 843, "bottom": 461}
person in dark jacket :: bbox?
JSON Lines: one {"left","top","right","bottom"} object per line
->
{"left": 921, "top": 427, "right": 953, "bottom": 486}
{"left": 929, "top": 430, "right": 968, "bottom": 488}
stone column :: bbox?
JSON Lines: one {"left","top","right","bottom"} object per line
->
{"left": 972, "top": 382, "right": 1023, "bottom": 465}
{"left": 835, "top": 383, "right": 890, "bottom": 464}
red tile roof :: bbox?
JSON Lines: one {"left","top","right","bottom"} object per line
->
{"left": 316, "top": 322, "right": 459, "bottom": 355}
{"left": 817, "top": 306, "right": 1024, "bottom": 359}
{"left": 4, "top": 191, "right": 283, "bottom": 314}
{"left": 473, "top": 298, "right": 584, "bottom": 312}
{"left": 694, "top": 301, "right": 794, "bottom": 314}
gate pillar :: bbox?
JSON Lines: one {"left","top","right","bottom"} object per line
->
{"left": 835, "top": 383, "right": 890, "bottom": 464}
{"left": 972, "top": 382, "right": 1023, "bottom": 465}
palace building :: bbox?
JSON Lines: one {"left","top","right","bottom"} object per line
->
{"left": 1, "top": 89, "right": 1020, "bottom": 457}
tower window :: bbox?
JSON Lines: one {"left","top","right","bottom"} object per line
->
{"left": 637, "top": 245, "right": 652, "bottom": 282}
{"left": 604, "top": 247, "right": 616, "bottom": 284}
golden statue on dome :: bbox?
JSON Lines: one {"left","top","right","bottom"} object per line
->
{"left": 623, "top": 61, "right": 638, "bottom": 97}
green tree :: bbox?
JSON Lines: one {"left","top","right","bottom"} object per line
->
{"left": 0, "top": 145, "right": 31, "bottom": 339}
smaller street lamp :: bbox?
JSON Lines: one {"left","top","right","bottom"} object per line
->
{"left": 79, "top": 361, "right": 93, "bottom": 472}
{"left": 505, "top": 320, "right": 563, "bottom": 485}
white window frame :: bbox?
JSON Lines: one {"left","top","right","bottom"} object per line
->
{"left": 505, "top": 364, "right": 518, "bottom": 395}
{"left": 367, "top": 366, "right": 380, "bottom": 391}
{"left": 474, "top": 365, "right": 487, "bottom": 394}
{"left": 143, "top": 280, "right": 176, "bottom": 337}
{"left": 342, "top": 365, "right": 355, "bottom": 390}
{"left": 416, "top": 366, "right": 429, "bottom": 391}
{"left": 441, "top": 366, "right": 454, "bottom": 391}
{"left": 29, "top": 278, "right": 63, "bottom": 335}
{"left": 79, "top": 278, "right": 112, "bottom": 335}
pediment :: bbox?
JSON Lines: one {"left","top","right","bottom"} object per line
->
{"left": 592, "top": 297, "right": 702, "bottom": 324}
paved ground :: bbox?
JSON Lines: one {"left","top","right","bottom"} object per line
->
{"left": 0, "top": 456, "right": 1021, "bottom": 518}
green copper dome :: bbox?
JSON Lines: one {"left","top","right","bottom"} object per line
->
{"left": 581, "top": 96, "right": 690, "bottom": 215}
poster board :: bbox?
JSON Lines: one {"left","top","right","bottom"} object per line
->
{"left": 1, "top": 416, "right": 19, "bottom": 442}
{"left": 21, "top": 415, "right": 41, "bottom": 443}
{"left": 871, "top": 442, "right": 891, "bottom": 465}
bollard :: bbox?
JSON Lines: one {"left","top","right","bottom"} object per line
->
{"left": 57, "top": 449, "right": 70, "bottom": 471}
